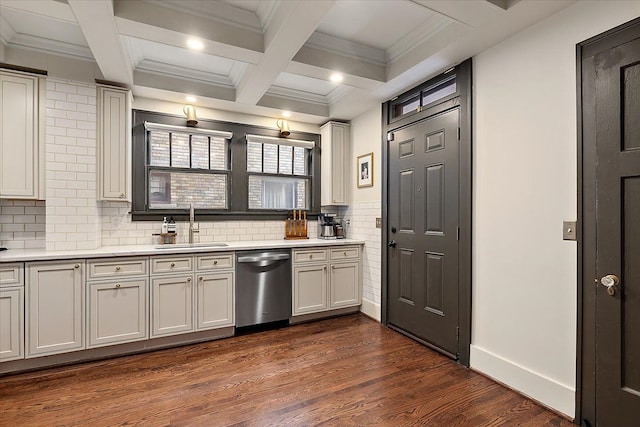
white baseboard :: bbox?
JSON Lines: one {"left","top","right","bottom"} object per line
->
{"left": 470, "top": 345, "right": 575, "bottom": 418}
{"left": 360, "top": 298, "right": 381, "bottom": 321}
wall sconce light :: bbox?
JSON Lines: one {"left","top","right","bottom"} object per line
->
{"left": 277, "top": 119, "right": 291, "bottom": 136}
{"left": 183, "top": 105, "right": 198, "bottom": 127}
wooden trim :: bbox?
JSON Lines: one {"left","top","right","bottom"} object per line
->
{"left": 380, "top": 58, "right": 473, "bottom": 367}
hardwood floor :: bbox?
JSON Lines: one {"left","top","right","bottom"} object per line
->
{"left": 0, "top": 314, "right": 572, "bottom": 426}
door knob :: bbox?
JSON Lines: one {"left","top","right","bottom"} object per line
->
{"left": 388, "top": 240, "right": 397, "bottom": 248}
{"left": 600, "top": 274, "right": 620, "bottom": 296}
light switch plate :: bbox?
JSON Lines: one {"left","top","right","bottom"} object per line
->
{"left": 563, "top": 221, "right": 577, "bottom": 241}
{"left": 376, "top": 217, "right": 382, "bottom": 228}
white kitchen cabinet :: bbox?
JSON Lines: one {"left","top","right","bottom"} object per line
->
{"left": 97, "top": 85, "right": 131, "bottom": 201}
{"left": 292, "top": 246, "right": 362, "bottom": 317}
{"left": 320, "top": 121, "right": 350, "bottom": 206}
{"left": 196, "top": 272, "right": 234, "bottom": 330}
{"left": 0, "top": 287, "right": 24, "bottom": 361}
{"left": 329, "top": 262, "right": 359, "bottom": 309}
{"left": 26, "top": 261, "right": 84, "bottom": 358}
{"left": 0, "top": 71, "right": 45, "bottom": 200}
{"left": 293, "top": 264, "right": 328, "bottom": 315}
{"left": 88, "top": 278, "right": 148, "bottom": 348}
{"left": 151, "top": 275, "right": 194, "bottom": 337}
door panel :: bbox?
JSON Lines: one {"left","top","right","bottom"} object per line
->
{"left": 388, "top": 108, "right": 459, "bottom": 356}
{"left": 594, "top": 34, "right": 640, "bottom": 426}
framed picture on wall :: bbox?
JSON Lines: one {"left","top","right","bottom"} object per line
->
{"left": 357, "top": 152, "right": 373, "bottom": 188}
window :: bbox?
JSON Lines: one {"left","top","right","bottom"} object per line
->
{"left": 390, "top": 75, "right": 457, "bottom": 120}
{"left": 131, "top": 110, "right": 321, "bottom": 220}
{"left": 246, "top": 134, "right": 313, "bottom": 210}
{"left": 145, "top": 122, "right": 231, "bottom": 210}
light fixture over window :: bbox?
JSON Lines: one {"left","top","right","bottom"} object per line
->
{"left": 183, "top": 105, "right": 198, "bottom": 127}
{"left": 186, "top": 38, "right": 204, "bottom": 50}
{"left": 277, "top": 119, "right": 291, "bottom": 136}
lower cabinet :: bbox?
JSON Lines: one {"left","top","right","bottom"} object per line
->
{"left": 0, "top": 287, "right": 24, "bottom": 361}
{"left": 293, "top": 264, "right": 328, "bottom": 315}
{"left": 196, "top": 272, "right": 234, "bottom": 330}
{"left": 292, "top": 246, "right": 362, "bottom": 316}
{"left": 88, "top": 278, "right": 148, "bottom": 348}
{"left": 151, "top": 275, "right": 194, "bottom": 338}
{"left": 26, "top": 260, "right": 84, "bottom": 358}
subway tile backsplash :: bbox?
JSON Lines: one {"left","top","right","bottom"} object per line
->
{"left": 0, "top": 200, "right": 46, "bottom": 249}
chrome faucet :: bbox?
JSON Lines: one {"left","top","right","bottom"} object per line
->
{"left": 189, "top": 203, "right": 199, "bottom": 243}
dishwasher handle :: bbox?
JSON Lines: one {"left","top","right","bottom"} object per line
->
{"left": 237, "top": 253, "right": 290, "bottom": 263}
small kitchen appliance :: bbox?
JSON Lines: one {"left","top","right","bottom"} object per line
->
{"left": 318, "top": 213, "right": 336, "bottom": 239}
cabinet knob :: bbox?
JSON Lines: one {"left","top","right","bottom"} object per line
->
{"left": 343, "top": 251, "right": 347, "bottom": 256}
{"left": 170, "top": 262, "right": 175, "bottom": 267}
{"left": 119, "top": 193, "right": 125, "bottom": 198}
{"left": 115, "top": 283, "right": 121, "bottom": 289}
{"left": 310, "top": 254, "right": 313, "bottom": 259}
{"left": 323, "top": 266, "right": 327, "bottom": 271}
{"left": 199, "top": 276, "right": 203, "bottom": 281}
{"left": 213, "top": 260, "right": 218, "bottom": 265}
{"left": 116, "top": 266, "right": 121, "bottom": 271}
{"left": 186, "top": 277, "right": 192, "bottom": 283}
{"left": 332, "top": 265, "right": 335, "bottom": 269}
{"left": 74, "top": 264, "right": 80, "bottom": 269}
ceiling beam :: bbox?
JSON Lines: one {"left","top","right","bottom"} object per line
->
{"left": 67, "top": 0, "right": 133, "bottom": 85}
{"left": 0, "top": 0, "right": 77, "bottom": 23}
{"left": 235, "top": 0, "right": 336, "bottom": 105}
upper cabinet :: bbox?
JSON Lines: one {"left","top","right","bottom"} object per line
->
{"left": 320, "top": 121, "right": 350, "bottom": 206}
{"left": 97, "top": 86, "right": 131, "bottom": 201}
{"left": 0, "top": 70, "right": 45, "bottom": 200}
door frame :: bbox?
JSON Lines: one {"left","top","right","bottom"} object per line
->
{"left": 576, "top": 17, "right": 640, "bottom": 426}
{"left": 381, "top": 58, "right": 472, "bottom": 366}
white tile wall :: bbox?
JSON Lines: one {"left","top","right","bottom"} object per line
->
{"left": 100, "top": 201, "right": 317, "bottom": 246}
{"left": 44, "top": 79, "right": 100, "bottom": 251}
{"left": 338, "top": 200, "right": 382, "bottom": 306}
{"left": 0, "top": 200, "right": 46, "bottom": 249}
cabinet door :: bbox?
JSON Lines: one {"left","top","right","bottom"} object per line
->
{"left": 151, "top": 275, "right": 194, "bottom": 337}
{"left": 27, "top": 261, "right": 84, "bottom": 357}
{"left": 320, "top": 122, "right": 350, "bottom": 206}
{"left": 196, "top": 272, "right": 233, "bottom": 330}
{"left": 0, "top": 72, "right": 39, "bottom": 199}
{"left": 0, "top": 287, "right": 24, "bottom": 361}
{"left": 293, "top": 264, "right": 328, "bottom": 315}
{"left": 330, "top": 262, "right": 360, "bottom": 309}
{"left": 88, "top": 279, "right": 148, "bottom": 348}
{"left": 98, "top": 87, "right": 130, "bottom": 201}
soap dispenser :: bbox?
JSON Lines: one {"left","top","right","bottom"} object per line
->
{"left": 161, "top": 217, "right": 169, "bottom": 234}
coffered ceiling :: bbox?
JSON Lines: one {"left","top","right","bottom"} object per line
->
{"left": 0, "top": 0, "right": 576, "bottom": 124}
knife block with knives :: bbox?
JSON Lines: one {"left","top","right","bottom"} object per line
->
{"left": 285, "top": 210, "right": 309, "bottom": 240}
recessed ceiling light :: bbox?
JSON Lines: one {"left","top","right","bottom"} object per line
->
{"left": 186, "top": 96, "right": 197, "bottom": 103}
{"left": 330, "top": 73, "right": 343, "bottom": 83}
{"left": 187, "top": 38, "right": 204, "bottom": 50}
{"left": 282, "top": 111, "right": 291, "bottom": 118}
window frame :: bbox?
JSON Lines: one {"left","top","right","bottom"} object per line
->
{"left": 131, "top": 110, "right": 321, "bottom": 221}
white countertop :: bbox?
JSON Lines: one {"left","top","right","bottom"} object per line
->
{"left": 0, "top": 239, "right": 365, "bottom": 262}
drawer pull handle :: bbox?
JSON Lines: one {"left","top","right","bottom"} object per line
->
{"left": 116, "top": 266, "right": 121, "bottom": 271}
{"left": 213, "top": 260, "right": 218, "bottom": 265}
{"left": 170, "top": 263, "right": 175, "bottom": 267}
{"left": 74, "top": 264, "right": 80, "bottom": 269}
{"left": 310, "top": 254, "right": 313, "bottom": 259}
{"left": 115, "top": 283, "right": 121, "bottom": 289}
{"left": 343, "top": 251, "right": 347, "bottom": 256}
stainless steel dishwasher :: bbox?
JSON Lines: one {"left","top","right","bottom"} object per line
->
{"left": 235, "top": 249, "right": 291, "bottom": 328}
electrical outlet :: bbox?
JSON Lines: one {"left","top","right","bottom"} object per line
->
{"left": 376, "top": 217, "right": 382, "bottom": 228}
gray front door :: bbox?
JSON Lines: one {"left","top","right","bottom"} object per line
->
{"left": 593, "top": 29, "right": 640, "bottom": 426}
{"left": 387, "top": 108, "right": 459, "bottom": 356}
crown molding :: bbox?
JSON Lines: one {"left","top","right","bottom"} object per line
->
{"left": 266, "top": 85, "right": 328, "bottom": 106}
{"left": 7, "top": 33, "right": 93, "bottom": 60}
{"left": 136, "top": 59, "right": 234, "bottom": 88}
{"left": 0, "top": 16, "right": 16, "bottom": 45}
{"left": 325, "top": 84, "right": 352, "bottom": 105}
{"left": 255, "top": 0, "right": 279, "bottom": 32}
{"left": 228, "top": 62, "right": 248, "bottom": 87}
{"left": 386, "top": 13, "right": 454, "bottom": 63}
{"left": 305, "top": 32, "right": 386, "bottom": 67}
{"left": 121, "top": 36, "right": 144, "bottom": 68}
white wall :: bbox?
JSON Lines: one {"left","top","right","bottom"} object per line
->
{"left": 472, "top": 0, "right": 640, "bottom": 417}
{"left": 349, "top": 107, "right": 382, "bottom": 204}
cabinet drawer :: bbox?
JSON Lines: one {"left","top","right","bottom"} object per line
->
{"left": 330, "top": 246, "right": 360, "bottom": 261}
{"left": 0, "top": 263, "right": 24, "bottom": 287}
{"left": 87, "top": 257, "right": 148, "bottom": 280}
{"left": 151, "top": 256, "right": 193, "bottom": 274}
{"left": 293, "top": 249, "right": 328, "bottom": 264}
{"left": 196, "top": 253, "right": 234, "bottom": 271}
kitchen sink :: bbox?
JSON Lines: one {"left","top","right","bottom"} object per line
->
{"left": 154, "top": 243, "right": 228, "bottom": 249}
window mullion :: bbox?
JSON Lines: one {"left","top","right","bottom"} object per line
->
{"left": 169, "top": 132, "right": 172, "bottom": 167}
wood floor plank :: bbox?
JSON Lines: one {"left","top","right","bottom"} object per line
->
{"left": 0, "top": 314, "right": 573, "bottom": 426}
